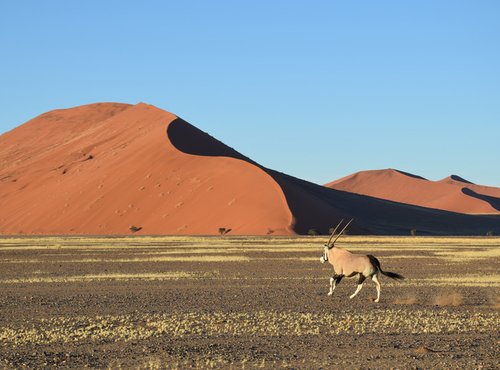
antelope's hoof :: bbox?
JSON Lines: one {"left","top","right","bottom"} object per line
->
{"left": 327, "top": 291, "right": 333, "bottom": 296}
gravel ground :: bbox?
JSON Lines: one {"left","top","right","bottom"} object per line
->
{"left": 0, "top": 236, "right": 498, "bottom": 369}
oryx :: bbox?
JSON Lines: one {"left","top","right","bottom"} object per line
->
{"left": 320, "top": 219, "right": 404, "bottom": 302}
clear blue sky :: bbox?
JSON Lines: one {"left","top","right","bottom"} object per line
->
{"left": 1, "top": 1, "right": 499, "bottom": 186}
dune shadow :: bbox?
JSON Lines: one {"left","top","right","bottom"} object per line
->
{"left": 167, "top": 117, "right": 255, "bottom": 164}
{"left": 167, "top": 117, "right": 500, "bottom": 235}
{"left": 451, "top": 175, "right": 474, "bottom": 184}
{"left": 462, "top": 187, "right": 500, "bottom": 212}
{"left": 267, "top": 170, "right": 500, "bottom": 235}
{"left": 394, "top": 169, "right": 427, "bottom": 181}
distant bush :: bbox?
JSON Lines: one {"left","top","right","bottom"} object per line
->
{"left": 327, "top": 226, "right": 350, "bottom": 235}
{"left": 218, "top": 227, "right": 232, "bottom": 236}
{"left": 307, "top": 228, "right": 320, "bottom": 236}
{"left": 410, "top": 229, "right": 417, "bottom": 236}
{"left": 129, "top": 225, "right": 142, "bottom": 233}
{"left": 486, "top": 231, "right": 494, "bottom": 236}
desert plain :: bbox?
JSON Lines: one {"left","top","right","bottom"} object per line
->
{"left": 0, "top": 235, "right": 498, "bottom": 369}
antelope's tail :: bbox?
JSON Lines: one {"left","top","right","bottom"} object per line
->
{"left": 368, "top": 254, "right": 405, "bottom": 280}
{"left": 380, "top": 270, "right": 405, "bottom": 280}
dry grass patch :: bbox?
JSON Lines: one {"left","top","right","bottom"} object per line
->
{"left": 108, "top": 355, "right": 300, "bottom": 370}
{"left": 432, "top": 248, "right": 500, "bottom": 262}
{"left": 342, "top": 236, "right": 500, "bottom": 246}
{"left": 421, "top": 275, "right": 500, "bottom": 287}
{"left": 382, "top": 255, "right": 432, "bottom": 260}
{"left": 1, "top": 309, "right": 498, "bottom": 346}
{"left": 0, "top": 255, "right": 251, "bottom": 264}
{"left": 0, "top": 272, "right": 211, "bottom": 284}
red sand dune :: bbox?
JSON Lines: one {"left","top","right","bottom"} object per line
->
{"left": 0, "top": 103, "right": 292, "bottom": 235}
{"left": 1, "top": 103, "right": 499, "bottom": 235}
{"left": 326, "top": 169, "right": 500, "bottom": 215}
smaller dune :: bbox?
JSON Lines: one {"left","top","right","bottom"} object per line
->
{"left": 326, "top": 169, "right": 500, "bottom": 215}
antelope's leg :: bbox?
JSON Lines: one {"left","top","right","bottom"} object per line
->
{"left": 349, "top": 274, "right": 366, "bottom": 299}
{"left": 372, "top": 273, "right": 381, "bottom": 303}
{"left": 328, "top": 274, "right": 343, "bottom": 296}
{"left": 328, "top": 277, "right": 335, "bottom": 296}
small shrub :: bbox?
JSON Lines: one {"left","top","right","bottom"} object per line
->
{"left": 307, "top": 228, "right": 319, "bottom": 236}
{"left": 129, "top": 225, "right": 142, "bottom": 233}
{"left": 486, "top": 231, "right": 494, "bottom": 236}
{"left": 410, "top": 229, "right": 417, "bottom": 236}
{"left": 218, "top": 228, "right": 231, "bottom": 236}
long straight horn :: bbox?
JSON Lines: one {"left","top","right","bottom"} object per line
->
{"left": 327, "top": 219, "right": 344, "bottom": 246}
{"left": 331, "top": 218, "right": 353, "bottom": 245}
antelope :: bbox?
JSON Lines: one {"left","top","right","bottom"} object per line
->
{"left": 320, "top": 219, "right": 404, "bottom": 302}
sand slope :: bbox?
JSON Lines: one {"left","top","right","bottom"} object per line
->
{"left": 326, "top": 169, "right": 500, "bottom": 215}
{"left": 0, "top": 103, "right": 292, "bottom": 235}
{"left": 1, "top": 103, "right": 499, "bottom": 236}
